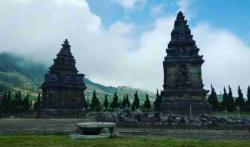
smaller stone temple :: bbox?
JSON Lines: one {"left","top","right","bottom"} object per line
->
{"left": 160, "top": 11, "right": 212, "bottom": 115}
{"left": 41, "top": 39, "right": 86, "bottom": 117}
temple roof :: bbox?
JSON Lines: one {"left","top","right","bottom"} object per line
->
{"left": 58, "top": 39, "right": 72, "bottom": 56}
{"left": 166, "top": 11, "right": 200, "bottom": 57}
{"left": 49, "top": 39, "right": 78, "bottom": 74}
{"left": 41, "top": 39, "right": 85, "bottom": 90}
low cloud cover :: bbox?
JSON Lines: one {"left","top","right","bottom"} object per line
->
{"left": 0, "top": 0, "right": 249, "bottom": 96}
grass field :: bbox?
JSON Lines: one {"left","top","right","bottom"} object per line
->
{"left": 0, "top": 135, "right": 250, "bottom": 147}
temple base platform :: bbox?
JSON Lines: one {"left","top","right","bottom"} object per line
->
{"left": 160, "top": 100, "right": 212, "bottom": 116}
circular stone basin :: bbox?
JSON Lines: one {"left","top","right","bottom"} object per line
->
{"left": 77, "top": 122, "right": 116, "bottom": 135}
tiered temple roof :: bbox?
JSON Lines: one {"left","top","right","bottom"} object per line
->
{"left": 49, "top": 39, "right": 78, "bottom": 74}
{"left": 166, "top": 11, "right": 200, "bottom": 57}
{"left": 41, "top": 39, "right": 85, "bottom": 90}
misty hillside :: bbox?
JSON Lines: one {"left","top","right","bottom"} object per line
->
{"left": 0, "top": 52, "right": 156, "bottom": 101}
{"left": 0, "top": 53, "right": 46, "bottom": 93}
{"left": 85, "top": 78, "right": 156, "bottom": 102}
{"left": 0, "top": 53, "right": 46, "bottom": 80}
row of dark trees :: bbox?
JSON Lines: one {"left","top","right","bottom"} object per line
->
{"left": 2, "top": 86, "right": 250, "bottom": 114}
{"left": 86, "top": 90, "right": 153, "bottom": 112}
{"left": 0, "top": 91, "right": 41, "bottom": 114}
{"left": 207, "top": 86, "right": 250, "bottom": 112}
{"left": 0, "top": 90, "right": 156, "bottom": 114}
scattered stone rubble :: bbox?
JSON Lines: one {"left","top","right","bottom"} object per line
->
{"left": 96, "top": 109, "right": 250, "bottom": 129}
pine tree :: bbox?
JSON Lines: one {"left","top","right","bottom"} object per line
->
{"left": 34, "top": 93, "right": 41, "bottom": 117}
{"left": 81, "top": 93, "right": 88, "bottom": 111}
{"left": 143, "top": 94, "right": 151, "bottom": 110}
{"left": 246, "top": 86, "right": 250, "bottom": 111}
{"left": 122, "top": 94, "right": 130, "bottom": 109}
{"left": 86, "top": 96, "right": 90, "bottom": 110}
{"left": 23, "top": 94, "right": 31, "bottom": 112}
{"left": 246, "top": 86, "right": 250, "bottom": 105}
{"left": 132, "top": 91, "right": 140, "bottom": 111}
{"left": 207, "top": 85, "right": 219, "bottom": 112}
{"left": 110, "top": 92, "right": 119, "bottom": 110}
{"left": 154, "top": 89, "right": 162, "bottom": 111}
{"left": 6, "top": 91, "right": 12, "bottom": 112}
{"left": 12, "top": 91, "right": 23, "bottom": 113}
{"left": 34, "top": 94, "right": 41, "bottom": 111}
{"left": 103, "top": 95, "right": 109, "bottom": 111}
{"left": 235, "top": 86, "right": 245, "bottom": 111}
{"left": 125, "top": 94, "right": 130, "bottom": 108}
{"left": 227, "top": 86, "right": 235, "bottom": 112}
{"left": 0, "top": 92, "right": 8, "bottom": 113}
{"left": 121, "top": 95, "right": 126, "bottom": 109}
{"left": 90, "top": 90, "right": 101, "bottom": 111}
{"left": 221, "top": 87, "right": 228, "bottom": 111}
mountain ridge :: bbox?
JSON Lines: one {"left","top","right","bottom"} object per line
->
{"left": 0, "top": 52, "right": 156, "bottom": 102}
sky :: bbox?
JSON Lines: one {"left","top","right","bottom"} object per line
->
{"left": 0, "top": 0, "right": 249, "bottom": 96}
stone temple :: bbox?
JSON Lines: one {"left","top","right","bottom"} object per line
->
{"left": 160, "top": 12, "right": 212, "bottom": 115}
{"left": 41, "top": 39, "right": 86, "bottom": 117}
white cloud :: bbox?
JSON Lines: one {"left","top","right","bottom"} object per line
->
{"left": 115, "top": 0, "right": 147, "bottom": 9}
{"left": 0, "top": 0, "right": 102, "bottom": 60}
{"left": 54, "top": 0, "right": 86, "bottom": 7}
{"left": 0, "top": 0, "right": 135, "bottom": 87}
{"left": 193, "top": 23, "right": 250, "bottom": 95}
{"left": 119, "top": 17, "right": 175, "bottom": 91}
{"left": 150, "top": 5, "right": 164, "bottom": 16}
{"left": 176, "top": 0, "right": 194, "bottom": 18}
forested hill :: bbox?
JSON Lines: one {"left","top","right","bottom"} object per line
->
{"left": 0, "top": 52, "right": 46, "bottom": 93}
{"left": 0, "top": 52, "right": 155, "bottom": 101}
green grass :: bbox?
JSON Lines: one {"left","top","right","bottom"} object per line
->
{"left": 0, "top": 135, "right": 250, "bottom": 147}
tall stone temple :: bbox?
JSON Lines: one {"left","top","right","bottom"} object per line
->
{"left": 41, "top": 39, "right": 86, "bottom": 117}
{"left": 160, "top": 11, "right": 212, "bottom": 115}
